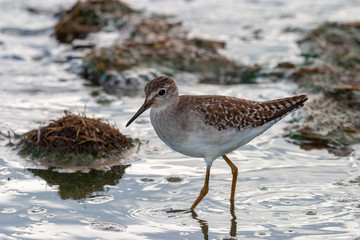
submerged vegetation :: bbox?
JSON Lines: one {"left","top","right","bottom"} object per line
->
{"left": 18, "top": 111, "right": 133, "bottom": 166}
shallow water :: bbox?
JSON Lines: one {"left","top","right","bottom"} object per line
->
{"left": 1, "top": 0, "right": 360, "bottom": 239}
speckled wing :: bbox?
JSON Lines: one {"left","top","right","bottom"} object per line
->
{"left": 181, "top": 95, "right": 307, "bottom": 131}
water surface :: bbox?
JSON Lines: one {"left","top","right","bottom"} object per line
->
{"left": 1, "top": 0, "right": 360, "bottom": 239}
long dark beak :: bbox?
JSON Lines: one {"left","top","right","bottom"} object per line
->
{"left": 126, "top": 102, "right": 151, "bottom": 127}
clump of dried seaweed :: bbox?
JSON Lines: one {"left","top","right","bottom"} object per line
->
{"left": 55, "top": 0, "right": 138, "bottom": 43}
{"left": 82, "top": 38, "right": 247, "bottom": 84}
{"left": 18, "top": 111, "right": 133, "bottom": 165}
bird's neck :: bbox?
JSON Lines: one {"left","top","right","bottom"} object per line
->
{"left": 150, "top": 96, "right": 181, "bottom": 147}
{"left": 153, "top": 96, "right": 179, "bottom": 114}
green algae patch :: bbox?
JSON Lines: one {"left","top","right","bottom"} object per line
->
{"left": 17, "top": 111, "right": 133, "bottom": 166}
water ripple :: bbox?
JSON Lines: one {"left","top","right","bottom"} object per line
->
{"left": 27, "top": 206, "right": 47, "bottom": 215}
{"left": 87, "top": 195, "right": 114, "bottom": 204}
{"left": 1, "top": 207, "right": 17, "bottom": 213}
{"left": 89, "top": 221, "right": 127, "bottom": 232}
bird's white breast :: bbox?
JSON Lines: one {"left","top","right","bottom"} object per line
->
{"left": 150, "top": 107, "right": 275, "bottom": 166}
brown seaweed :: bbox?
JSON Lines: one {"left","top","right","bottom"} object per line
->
{"left": 18, "top": 110, "right": 133, "bottom": 165}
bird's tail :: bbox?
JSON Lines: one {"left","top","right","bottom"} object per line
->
{"left": 260, "top": 94, "right": 308, "bottom": 123}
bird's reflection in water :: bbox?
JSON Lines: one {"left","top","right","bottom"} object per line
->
{"left": 167, "top": 201, "right": 238, "bottom": 240}
{"left": 190, "top": 210, "right": 209, "bottom": 240}
{"left": 27, "top": 165, "right": 129, "bottom": 200}
{"left": 229, "top": 200, "right": 237, "bottom": 238}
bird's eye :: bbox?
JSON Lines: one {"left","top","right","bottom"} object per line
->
{"left": 158, "top": 89, "right": 166, "bottom": 96}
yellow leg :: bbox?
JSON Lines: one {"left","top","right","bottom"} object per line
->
{"left": 191, "top": 166, "right": 211, "bottom": 210}
{"left": 222, "top": 154, "right": 238, "bottom": 201}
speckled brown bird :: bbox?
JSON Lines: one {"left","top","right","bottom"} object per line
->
{"left": 126, "top": 76, "right": 307, "bottom": 210}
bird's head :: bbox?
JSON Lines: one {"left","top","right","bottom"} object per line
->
{"left": 126, "top": 76, "right": 178, "bottom": 127}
